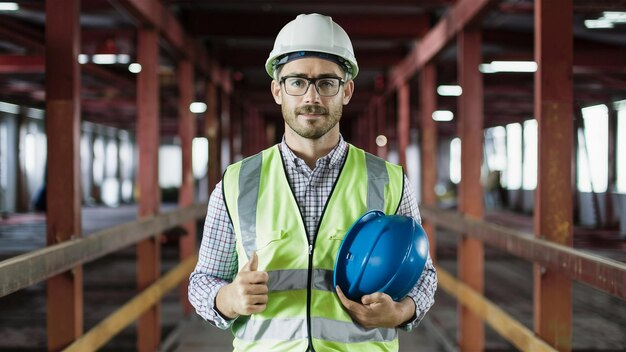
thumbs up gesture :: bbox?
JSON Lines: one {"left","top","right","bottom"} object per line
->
{"left": 216, "top": 252, "right": 269, "bottom": 319}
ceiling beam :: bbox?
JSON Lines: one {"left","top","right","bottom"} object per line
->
{"left": 115, "top": 0, "right": 224, "bottom": 86}
{"left": 0, "top": 55, "right": 44, "bottom": 73}
{"left": 185, "top": 12, "right": 430, "bottom": 39}
{"left": 388, "top": 0, "right": 497, "bottom": 92}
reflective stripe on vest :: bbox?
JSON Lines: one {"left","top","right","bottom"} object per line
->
{"left": 234, "top": 316, "right": 396, "bottom": 343}
{"left": 223, "top": 144, "right": 403, "bottom": 351}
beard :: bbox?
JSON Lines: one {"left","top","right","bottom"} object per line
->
{"left": 282, "top": 104, "right": 342, "bottom": 140}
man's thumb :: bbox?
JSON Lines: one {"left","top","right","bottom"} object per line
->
{"left": 242, "top": 252, "right": 258, "bottom": 271}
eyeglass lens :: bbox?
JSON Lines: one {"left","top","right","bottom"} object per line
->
{"left": 283, "top": 77, "right": 341, "bottom": 96}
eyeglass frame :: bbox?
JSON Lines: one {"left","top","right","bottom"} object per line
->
{"left": 279, "top": 75, "right": 346, "bottom": 97}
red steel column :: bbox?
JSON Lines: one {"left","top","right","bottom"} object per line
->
{"left": 397, "top": 82, "right": 410, "bottom": 169}
{"left": 420, "top": 63, "right": 438, "bottom": 260}
{"left": 377, "top": 98, "right": 388, "bottom": 159}
{"left": 136, "top": 27, "right": 161, "bottom": 352}
{"left": 457, "top": 27, "right": 485, "bottom": 352}
{"left": 204, "top": 82, "right": 220, "bottom": 192}
{"left": 606, "top": 103, "right": 617, "bottom": 228}
{"left": 221, "top": 90, "right": 231, "bottom": 168}
{"left": 368, "top": 105, "right": 376, "bottom": 153}
{"left": 231, "top": 98, "right": 241, "bottom": 161}
{"left": 534, "top": 0, "right": 573, "bottom": 350}
{"left": 177, "top": 59, "right": 196, "bottom": 314}
{"left": 357, "top": 114, "right": 365, "bottom": 149}
{"left": 45, "top": 1, "right": 82, "bottom": 350}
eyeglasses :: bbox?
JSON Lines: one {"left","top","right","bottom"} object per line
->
{"left": 280, "top": 76, "right": 345, "bottom": 97}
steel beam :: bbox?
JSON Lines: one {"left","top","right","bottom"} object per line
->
{"left": 0, "top": 204, "right": 207, "bottom": 298}
{"left": 389, "top": 0, "right": 495, "bottom": 92}
{"left": 45, "top": 1, "right": 82, "bottom": 350}
{"left": 397, "top": 82, "right": 410, "bottom": 168}
{"left": 177, "top": 59, "right": 196, "bottom": 314}
{"left": 421, "top": 206, "right": 626, "bottom": 299}
{"left": 376, "top": 98, "right": 388, "bottom": 159}
{"left": 204, "top": 81, "right": 221, "bottom": 192}
{"left": 116, "top": 0, "right": 217, "bottom": 81}
{"left": 368, "top": 104, "right": 377, "bottom": 153}
{"left": 534, "top": 1, "right": 574, "bottom": 350}
{"left": 607, "top": 104, "right": 617, "bottom": 228}
{"left": 0, "top": 55, "right": 44, "bottom": 73}
{"left": 457, "top": 27, "right": 485, "bottom": 352}
{"left": 420, "top": 63, "right": 438, "bottom": 260}
{"left": 136, "top": 27, "right": 161, "bottom": 352}
{"left": 221, "top": 90, "right": 232, "bottom": 168}
{"left": 186, "top": 12, "right": 430, "bottom": 39}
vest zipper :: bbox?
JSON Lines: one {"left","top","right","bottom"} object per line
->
{"left": 306, "top": 240, "right": 315, "bottom": 351}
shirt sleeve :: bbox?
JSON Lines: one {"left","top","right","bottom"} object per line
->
{"left": 395, "top": 175, "right": 438, "bottom": 331}
{"left": 188, "top": 181, "right": 239, "bottom": 329}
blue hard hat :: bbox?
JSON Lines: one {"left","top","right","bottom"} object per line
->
{"left": 333, "top": 210, "right": 430, "bottom": 301}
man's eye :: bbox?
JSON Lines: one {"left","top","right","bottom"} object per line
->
{"left": 289, "top": 79, "right": 305, "bottom": 87}
{"left": 318, "top": 79, "right": 336, "bottom": 88}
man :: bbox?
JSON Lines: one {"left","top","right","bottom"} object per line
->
{"left": 189, "top": 13, "right": 437, "bottom": 351}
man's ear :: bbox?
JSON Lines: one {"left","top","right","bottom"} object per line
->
{"left": 271, "top": 80, "right": 282, "bottom": 105}
{"left": 342, "top": 80, "right": 354, "bottom": 105}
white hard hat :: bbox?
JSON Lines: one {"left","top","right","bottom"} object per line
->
{"left": 265, "top": 13, "right": 359, "bottom": 79}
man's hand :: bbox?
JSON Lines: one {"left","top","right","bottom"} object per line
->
{"left": 336, "top": 286, "right": 415, "bottom": 329}
{"left": 216, "top": 252, "right": 269, "bottom": 319}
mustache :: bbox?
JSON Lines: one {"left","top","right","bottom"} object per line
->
{"left": 295, "top": 105, "right": 328, "bottom": 115}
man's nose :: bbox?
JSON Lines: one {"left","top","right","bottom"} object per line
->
{"left": 303, "top": 83, "right": 321, "bottom": 103}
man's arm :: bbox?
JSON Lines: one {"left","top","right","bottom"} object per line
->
{"left": 395, "top": 175, "right": 437, "bottom": 330}
{"left": 188, "top": 182, "right": 240, "bottom": 329}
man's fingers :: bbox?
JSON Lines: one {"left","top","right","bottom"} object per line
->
{"left": 242, "top": 252, "right": 259, "bottom": 271}
{"left": 336, "top": 285, "right": 359, "bottom": 311}
{"left": 243, "top": 293, "right": 268, "bottom": 306}
{"left": 361, "top": 292, "right": 386, "bottom": 305}
{"left": 245, "top": 303, "right": 267, "bottom": 315}
{"left": 238, "top": 270, "right": 269, "bottom": 285}
{"left": 242, "top": 283, "right": 269, "bottom": 295}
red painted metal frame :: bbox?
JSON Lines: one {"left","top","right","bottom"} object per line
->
{"left": 186, "top": 12, "right": 430, "bottom": 39}
{"left": 45, "top": 1, "right": 83, "bottom": 350}
{"left": 376, "top": 98, "right": 388, "bottom": 159}
{"left": 368, "top": 105, "right": 377, "bottom": 153}
{"left": 420, "top": 63, "right": 438, "bottom": 260}
{"left": 221, "top": 90, "right": 232, "bottom": 167}
{"left": 388, "top": 0, "right": 496, "bottom": 93}
{"left": 204, "top": 82, "right": 221, "bottom": 192}
{"left": 136, "top": 28, "right": 161, "bottom": 352}
{"left": 421, "top": 206, "right": 626, "bottom": 300}
{"left": 457, "top": 27, "right": 485, "bottom": 352}
{"left": 177, "top": 59, "right": 196, "bottom": 314}
{"left": 397, "top": 82, "right": 410, "bottom": 169}
{"left": 534, "top": 0, "right": 574, "bottom": 350}
{"left": 116, "top": 0, "right": 229, "bottom": 91}
{"left": 0, "top": 55, "right": 44, "bottom": 73}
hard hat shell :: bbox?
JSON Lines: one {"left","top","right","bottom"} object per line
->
{"left": 333, "top": 210, "right": 429, "bottom": 301}
{"left": 265, "top": 13, "right": 359, "bottom": 79}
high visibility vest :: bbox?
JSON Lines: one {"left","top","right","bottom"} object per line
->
{"left": 222, "top": 144, "right": 404, "bottom": 352}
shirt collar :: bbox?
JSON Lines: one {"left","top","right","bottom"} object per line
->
{"left": 279, "top": 135, "right": 348, "bottom": 171}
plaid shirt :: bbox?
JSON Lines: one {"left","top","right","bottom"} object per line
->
{"left": 189, "top": 137, "right": 437, "bottom": 331}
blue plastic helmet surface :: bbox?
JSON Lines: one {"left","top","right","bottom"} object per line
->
{"left": 333, "top": 210, "right": 430, "bottom": 301}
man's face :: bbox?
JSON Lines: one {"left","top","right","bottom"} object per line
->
{"left": 271, "top": 58, "right": 354, "bottom": 140}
